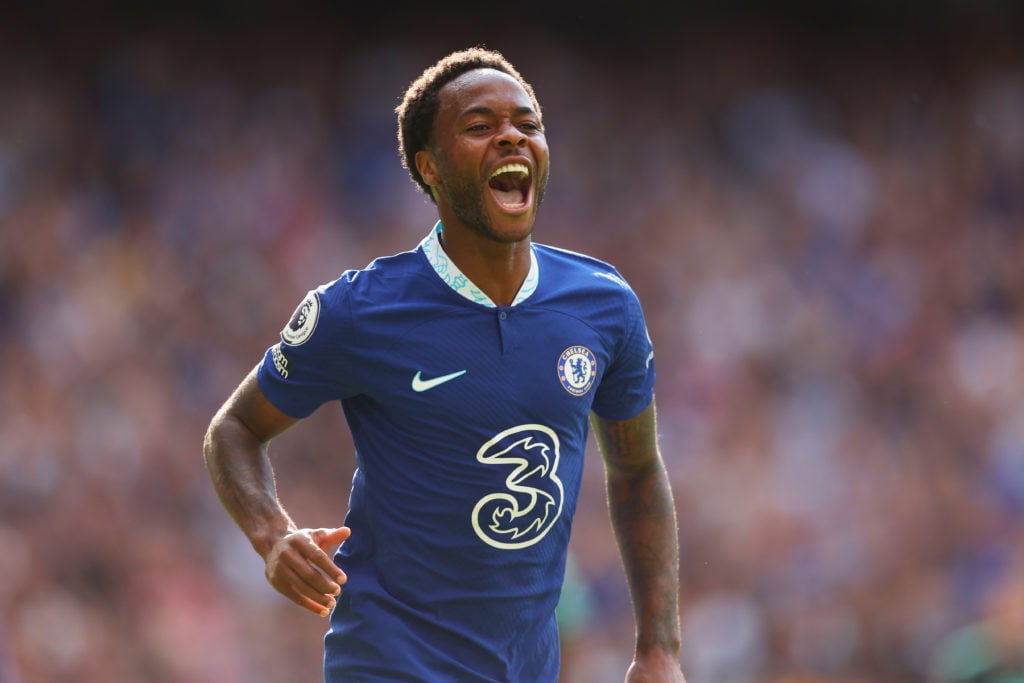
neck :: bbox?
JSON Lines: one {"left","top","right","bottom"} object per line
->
{"left": 438, "top": 222, "right": 532, "bottom": 307}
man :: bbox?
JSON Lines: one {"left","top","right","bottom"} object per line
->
{"left": 204, "top": 47, "right": 685, "bottom": 682}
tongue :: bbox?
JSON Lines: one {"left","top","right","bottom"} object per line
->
{"left": 492, "top": 186, "right": 525, "bottom": 206}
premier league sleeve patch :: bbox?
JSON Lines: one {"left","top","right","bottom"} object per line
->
{"left": 280, "top": 290, "right": 320, "bottom": 346}
{"left": 558, "top": 346, "right": 597, "bottom": 396}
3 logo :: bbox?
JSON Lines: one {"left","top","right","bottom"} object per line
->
{"left": 471, "top": 425, "right": 564, "bottom": 550}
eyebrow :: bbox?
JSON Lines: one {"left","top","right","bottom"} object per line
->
{"left": 458, "top": 105, "right": 537, "bottom": 119}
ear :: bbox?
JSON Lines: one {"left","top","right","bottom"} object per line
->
{"left": 415, "top": 149, "right": 440, "bottom": 189}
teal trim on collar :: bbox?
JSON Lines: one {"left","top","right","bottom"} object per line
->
{"left": 419, "top": 222, "right": 539, "bottom": 307}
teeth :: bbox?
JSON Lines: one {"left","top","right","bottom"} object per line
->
{"left": 489, "top": 163, "right": 530, "bottom": 179}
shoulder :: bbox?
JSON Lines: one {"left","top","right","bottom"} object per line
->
{"left": 533, "top": 243, "right": 641, "bottom": 309}
{"left": 281, "top": 248, "right": 435, "bottom": 343}
{"left": 535, "top": 243, "right": 635, "bottom": 290}
{"left": 316, "top": 248, "right": 436, "bottom": 308}
{"left": 337, "top": 248, "right": 427, "bottom": 291}
{"left": 534, "top": 242, "right": 616, "bottom": 272}
{"left": 531, "top": 244, "right": 650, "bottom": 354}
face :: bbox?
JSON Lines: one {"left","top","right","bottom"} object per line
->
{"left": 416, "top": 68, "right": 550, "bottom": 244}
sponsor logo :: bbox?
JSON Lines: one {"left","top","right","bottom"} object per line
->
{"left": 557, "top": 345, "right": 597, "bottom": 396}
{"left": 271, "top": 344, "right": 289, "bottom": 378}
{"left": 411, "top": 369, "right": 467, "bottom": 392}
{"left": 471, "top": 424, "right": 564, "bottom": 550}
{"left": 281, "top": 291, "right": 320, "bottom": 346}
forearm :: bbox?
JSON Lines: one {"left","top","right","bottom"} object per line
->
{"left": 203, "top": 411, "right": 295, "bottom": 558}
{"left": 607, "top": 456, "right": 681, "bottom": 656}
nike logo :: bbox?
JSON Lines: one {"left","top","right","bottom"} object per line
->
{"left": 411, "top": 369, "right": 467, "bottom": 392}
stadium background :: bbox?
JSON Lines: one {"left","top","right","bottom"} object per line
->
{"left": 1, "top": 1, "right": 1023, "bottom": 681}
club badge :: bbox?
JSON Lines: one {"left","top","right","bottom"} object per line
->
{"left": 558, "top": 345, "right": 597, "bottom": 396}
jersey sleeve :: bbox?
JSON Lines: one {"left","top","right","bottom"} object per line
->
{"left": 590, "top": 282, "right": 656, "bottom": 421}
{"left": 256, "top": 280, "right": 359, "bottom": 419}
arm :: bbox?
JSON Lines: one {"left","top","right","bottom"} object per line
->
{"left": 591, "top": 399, "right": 686, "bottom": 683}
{"left": 203, "top": 368, "right": 349, "bottom": 617}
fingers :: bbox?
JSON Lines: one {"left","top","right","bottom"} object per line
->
{"left": 313, "top": 526, "right": 351, "bottom": 549}
{"left": 264, "top": 527, "right": 351, "bottom": 617}
{"left": 276, "top": 562, "right": 338, "bottom": 617}
{"left": 310, "top": 527, "right": 350, "bottom": 583}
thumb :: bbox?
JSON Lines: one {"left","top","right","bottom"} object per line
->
{"left": 312, "top": 526, "right": 351, "bottom": 550}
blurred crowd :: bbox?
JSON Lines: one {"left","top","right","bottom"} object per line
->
{"left": 2, "top": 4, "right": 1024, "bottom": 682}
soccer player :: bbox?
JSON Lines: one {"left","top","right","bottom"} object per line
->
{"left": 204, "top": 47, "right": 685, "bottom": 682}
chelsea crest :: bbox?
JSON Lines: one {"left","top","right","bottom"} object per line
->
{"left": 558, "top": 346, "right": 597, "bottom": 396}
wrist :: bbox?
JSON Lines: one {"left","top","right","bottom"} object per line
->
{"left": 635, "top": 634, "right": 681, "bottom": 660}
{"left": 248, "top": 518, "right": 296, "bottom": 559}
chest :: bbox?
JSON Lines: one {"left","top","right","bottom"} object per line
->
{"left": 355, "top": 306, "right": 609, "bottom": 430}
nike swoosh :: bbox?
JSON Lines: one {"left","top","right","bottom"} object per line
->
{"left": 411, "top": 369, "right": 467, "bottom": 392}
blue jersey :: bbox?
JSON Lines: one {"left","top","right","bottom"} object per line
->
{"left": 257, "top": 226, "right": 656, "bottom": 682}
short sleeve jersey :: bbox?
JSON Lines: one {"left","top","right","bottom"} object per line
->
{"left": 257, "top": 225, "right": 656, "bottom": 682}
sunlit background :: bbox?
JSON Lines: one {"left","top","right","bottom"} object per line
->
{"left": 2, "top": 2, "right": 1023, "bottom": 681}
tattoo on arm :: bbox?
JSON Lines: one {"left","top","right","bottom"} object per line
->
{"left": 592, "top": 404, "right": 682, "bottom": 656}
{"left": 203, "top": 389, "right": 296, "bottom": 558}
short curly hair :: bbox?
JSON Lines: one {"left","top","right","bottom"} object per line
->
{"left": 396, "top": 47, "right": 541, "bottom": 200}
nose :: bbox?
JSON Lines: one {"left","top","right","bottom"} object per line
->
{"left": 495, "top": 121, "right": 527, "bottom": 148}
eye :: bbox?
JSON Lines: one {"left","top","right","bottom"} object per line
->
{"left": 518, "top": 121, "right": 542, "bottom": 133}
{"left": 466, "top": 123, "right": 490, "bottom": 133}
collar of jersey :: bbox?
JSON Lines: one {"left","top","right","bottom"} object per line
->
{"left": 419, "top": 222, "right": 539, "bottom": 307}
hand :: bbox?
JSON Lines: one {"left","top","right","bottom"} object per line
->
{"left": 262, "top": 526, "right": 350, "bottom": 617}
{"left": 625, "top": 648, "right": 686, "bottom": 683}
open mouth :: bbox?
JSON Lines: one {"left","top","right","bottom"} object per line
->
{"left": 487, "top": 162, "right": 532, "bottom": 211}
